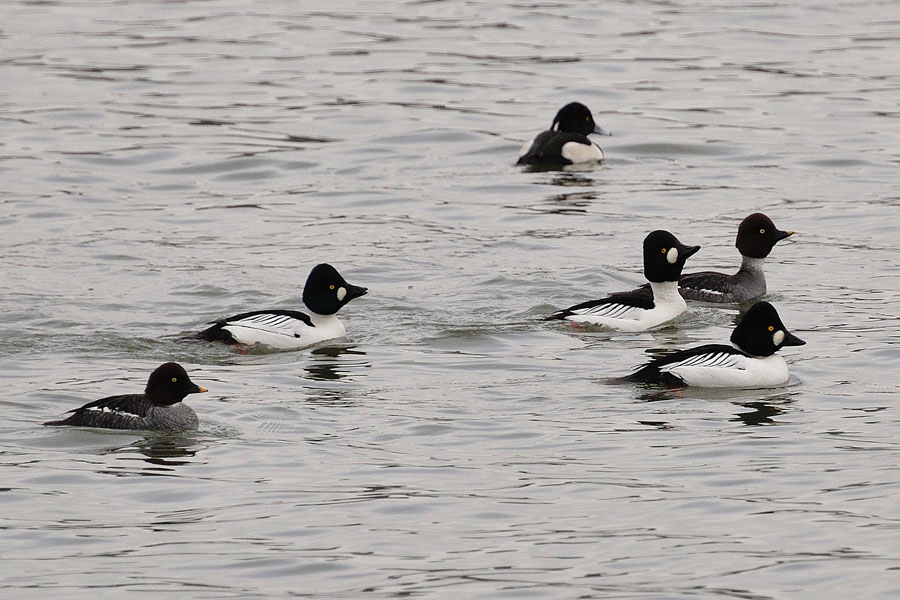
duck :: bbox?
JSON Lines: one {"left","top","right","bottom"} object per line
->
{"left": 517, "top": 102, "right": 611, "bottom": 166}
{"left": 546, "top": 230, "right": 701, "bottom": 331}
{"left": 44, "top": 362, "right": 206, "bottom": 431}
{"left": 614, "top": 301, "right": 805, "bottom": 388}
{"left": 197, "top": 263, "right": 367, "bottom": 350}
{"left": 672, "top": 213, "right": 793, "bottom": 302}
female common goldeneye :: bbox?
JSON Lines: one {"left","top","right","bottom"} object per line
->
{"left": 615, "top": 301, "right": 805, "bottom": 388}
{"left": 517, "top": 102, "right": 611, "bottom": 166}
{"left": 44, "top": 362, "right": 206, "bottom": 431}
{"left": 546, "top": 230, "right": 701, "bottom": 332}
{"left": 197, "top": 263, "right": 367, "bottom": 350}
{"left": 675, "top": 213, "right": 793, "bottom": 303}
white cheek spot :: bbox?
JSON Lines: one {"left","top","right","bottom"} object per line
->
{"left": 773, "top": 330, "right": 785, "bottom": 346}
{"left": 667, "top": 247, "right": 679, "bottom": 264}
{"left": 336, "top": 287, "right": 346, "bottom": 301}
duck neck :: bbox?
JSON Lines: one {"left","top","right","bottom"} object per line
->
{"left": 649, "top": 280, "right": 684, "bottom": 305}
{"left": 308, "top": 311, "right": 339, "bottom": 325}
{"left": 738, "top": 255, "right": 766, "bottom": 275}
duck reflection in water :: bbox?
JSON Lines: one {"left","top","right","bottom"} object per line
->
{"left": 536, "top": 191, "right": 597, "bottom": 215}
{"left": 732, "top": 394, "right": 795, "bottom": 426}
{"left": 95, "top": 434, "right": 202, "bottom": 471}
{"left": 633, "top": 389, "right": 795, "bottom": 428}
{"left": 305, "top": 345, "right": 369, "bottom": 382}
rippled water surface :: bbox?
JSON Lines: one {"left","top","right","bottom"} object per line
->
{"left": 2, "top": 1, "right": 900, "bottom": 597}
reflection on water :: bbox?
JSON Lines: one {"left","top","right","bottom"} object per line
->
{"left": 546, "top": 173, "right": 598, "bottom": 188}
{"left": 125, "top": 434, "right": 201, "bottom": 467}
{"left": 631, "top": 387, "right": 801, "bottom": 428}
{"left": 521, "top": 161, "right": 609, "bottom": 175}
{"left": 305, "top": 345, "right": 368, "bottom": 382}
{"left": 637, "top": 420, "right": 676, "bottom": 430}
{"left": 526, "top": 191, "right": 596, "bottom": 215}
{"left": 732, "top": 395, "right": 794, "bottom": 426}
{"left": 303, "top": 389, "right": 360, "bottom": 408}
{"left": 632, "top": 384, "right": 685, "bottom": 404}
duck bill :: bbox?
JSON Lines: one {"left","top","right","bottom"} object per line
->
{"left": 679, "top": 244, "right": 701, "bottom": 261}
{"left": 775, "top": 229, "right": 794, "bottom": 242}
{"left": 593, "top": 124, "right": 612, "bottom": 136}
{"left": 191, "top": 385, "right": 208, "bottom": 394}
{"left": 781, "top": 331, "right": 806, "bottom": 346}
{"left": 344, "top": 284, "right": 368, "bottom": 302}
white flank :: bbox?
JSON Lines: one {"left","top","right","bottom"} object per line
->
{"left": 564, "top": 281, "right": 687, "bottom": 332}
{"left": 560, "top": 141, "right": 604, "bottom": 163}
{"left": 664, "top": 353, "right": 790, "bottom": 388}
{"left": 223, "top": 312, "right": 347, "bottom": 350}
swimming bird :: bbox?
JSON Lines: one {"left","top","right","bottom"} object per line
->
{"left": 613, "top": 301, "right": 805, "bottom": 388}
{"left": 517, "top": 102, "right": 611, "bottom": 166}
{"left": 197, "top": 263, "right": 367, "bottom": 350}
{"left": 44, "top": 362, "right": 206, "bottom": 430}
{"left": 673, "top": 213, "right": 793, "bottom": 302}
{"left": 546, "top": 230, "right": 701, "bottom": 331}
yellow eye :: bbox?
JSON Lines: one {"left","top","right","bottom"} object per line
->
{"left": 760, "top": 228, "right": 766, "bottom": 234}
{"left": 171, "top": 377, "right": 178, "bottom": 382}
{"left": 585, "top": 116, "right": 590, "bottom": 122}
{"left": 661, "top": 248, "right": 667, "bottom": 254}
{"left": 767, "top": 326, "right": 774, "bottom": 331}
{"left": 329, "top": 284, "right": 335, "bottom": 290}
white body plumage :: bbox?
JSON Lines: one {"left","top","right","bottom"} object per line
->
{"left": 660, "top": 351, "right": 790, "bottom": 388}
{"left": 221, "top": 312, "right": 347, "bottom": 350}
{"left": 564, "top": 281, "right": 687, "bottom": 332}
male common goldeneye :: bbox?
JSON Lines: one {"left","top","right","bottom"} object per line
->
{"left": 44, "top": 362, "right": 206, "bottom": 431}
{"left": 674, "top": 213, "right": 793, "bottom": 303}
{"left": 546, "top": 230, "right": 701, "bottom": 331}
{"left": 615, "top": 301, "right": 805, "bottom": 388}
{"left": 197, "top": 263, "right": 367, "bottom": 350}
{"left": 517, "top": 102, "right": 611, "bottom": 167}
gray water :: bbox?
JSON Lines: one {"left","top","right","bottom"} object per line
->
{"left": 2, "top": 1, "right": 899, "bottom": 597}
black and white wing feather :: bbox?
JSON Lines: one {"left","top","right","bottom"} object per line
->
{"left": 547, "top": 288, "right": 655, "bottom": 321}
{"left": 198, "top": 309, "right": 313, "bottom": 343}
{"left": 618, "top": 344, "right": 747, "bottom": 386}
{"left": 677, "top": 271, "right": 737, "bottom": 302}
{"left": 44, "top": 394, "right": 153, "bottom": 428}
